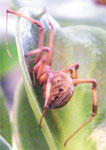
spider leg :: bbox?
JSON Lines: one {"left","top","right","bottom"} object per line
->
{"left": 25, "top": 47, "right": 51, "bottom": 75}
{"left": 6, "top": 9, "right": 44, "bottom": 61}
{"left": 32, "top": 59, "right": 47, "bottom": 86}
{"left": 39, "top": 73, "right": 53, "bottom": 127}
{"left": 25, "top": 46, "right": 51, "bottom": 85}
{"left": 64, "top": 78, "right": 97, "bottom": 147}
{"left": 43, "top": 9, "right": 54, "bottom": 66}
{"left": 39, "top": 108, "right": 47, "bottom": 128}
{"left": 63, "top": 63, "right": 79, "bottom": 79}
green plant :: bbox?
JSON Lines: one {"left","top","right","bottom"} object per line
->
{"left": 0, "top": 7, "right": 106, "bottom": 150}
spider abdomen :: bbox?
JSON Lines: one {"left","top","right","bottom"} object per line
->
{"left": 48, "top": 71, "right": 74, "bottom": 109}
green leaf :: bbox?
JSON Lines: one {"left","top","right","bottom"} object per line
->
{"left": 13, "top": 79, "right": 49, "bottom": 150}
{"left": 0, "top": 136, "right": 12, "bottom": 150}
{"left": 15, "top": 7, "right": 106, "bottom": 150}
{"left": 0, "top": 42, "right": 18, "bottom": 77}
{"left": 0, "top": 87, "right": 12, "bottom": 145}
{"left": 15, "top": 8, "right": 65, "bottom": 150}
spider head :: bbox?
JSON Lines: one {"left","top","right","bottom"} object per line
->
{"left": 48, "top": 71, "right": 74, "bottom": 109}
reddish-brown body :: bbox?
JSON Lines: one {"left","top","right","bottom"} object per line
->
{"left": 6, "top": 9, "right": 98, "bottom": 147}
{"left": 34, "top": 60, "right": 74, "bottom": 109}
{"left": 43, "top": 71, "right": 74, "bottom": 109}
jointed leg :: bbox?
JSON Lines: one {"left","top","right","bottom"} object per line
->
{"left": 39, "top": 108, "right": 47, "bottom": 128}
{"left": 32, "top": 59, "right": 46, "bottom": 85}
{"left": 25, "top": 46, "right": 51, "bottom": 85}
{"left": 6, "top": 9, "right": 44, "bottom": 61}
{"left": 25, "top": 47, "right": 51, "bottom": 75}
{"left": 64, "top": 78, "right": 97, "bottom": 146}
{"left": 39, "top": 73, "right": 53, "bottom": 127}
{"left": 63, "top": 63, "right": 79, "bottom": 79}
{"left": 43, "top": 9, "right": 54, "bottom": 66}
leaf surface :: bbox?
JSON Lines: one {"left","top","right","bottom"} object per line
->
{"left": 14, "top": 7, "right": 106, "bottom": 150}
{"left": 0, "top": 88, "right": 12, "bottom": 145}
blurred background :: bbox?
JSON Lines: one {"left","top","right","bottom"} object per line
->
{"left": 0, "top": 0, "right": 106, "bottom": 149}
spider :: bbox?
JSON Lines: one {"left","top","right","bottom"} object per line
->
{"left": 6, "top": 9, "right": 97, "bottom": 147}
